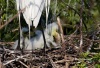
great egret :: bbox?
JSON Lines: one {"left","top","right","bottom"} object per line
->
{"left": 16, "top": 0, "right": 50, "bottom": 38}
{"left": 15, "top": 0, "right": 51, "bottom": 50}
{"left": 12, "top": 22, "right": 61, "bottom": 50}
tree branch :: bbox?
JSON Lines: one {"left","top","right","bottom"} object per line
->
{"left": 0, "top": 8, "right": 26, "bottom": 30}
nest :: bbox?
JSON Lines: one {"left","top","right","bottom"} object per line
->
{"left": 0, "top": 33, "right": 100, "bottom": 68}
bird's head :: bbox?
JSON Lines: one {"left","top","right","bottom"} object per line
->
{"left": 47, "top": 22, "right": 61, "bottom": 44}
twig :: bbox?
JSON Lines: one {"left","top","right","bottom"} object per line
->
{"left": 3, "top": 54, "right": 30, "bottom": 65}
{"left": 57, "top": 17, "right": 65, "bottom": 48}
{"left": 0, "top": 42, "right": 14, "bottom": 46}
{"left": 79, "top": 0, "right": 84, "bottom": 52}
{"left": 11, "top": 27, "right": 19, "bottom": 32}
{"left": 64, "top": 55, "right": 69, "bottom": 68}
{"left": 64, "top": 35, "right": 100, "bottom": 43}
{"left": 0, "top": 57, "right": 3, "bottom": 68}
{"left": 61, "top": 0, "right": 80, "bottom": 16}
{"left": 54, "top": 58, "right": 91, "bottom": 64}
{"left": 48, "top": 55, "right": 57, "bottom": 68}
{"left": 0, "top": 7, "right": 26, "bottom": 30}
{"left": 19, "top": 61, "right": 29, "bottom": 68}
{"left": 65, "top": 62, "right": 69, "bottom": 68}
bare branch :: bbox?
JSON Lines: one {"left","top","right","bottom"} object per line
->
{"left": 0, "top": 7, "right": 26, "bottom": 30}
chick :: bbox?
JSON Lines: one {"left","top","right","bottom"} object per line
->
{"left": 12, "top": 22, "right": 61, "bottom": 50}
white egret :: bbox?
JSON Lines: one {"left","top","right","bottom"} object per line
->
{"left": 12, "top": 22, "right": 61, "bottom": 50}
{"left": 16, "top": 0, "right": 50, "bottom": 38}
{"left": 15, "top": 0, "right": 51, "bottom": 50}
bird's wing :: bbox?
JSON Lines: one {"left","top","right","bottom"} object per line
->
{"left": 17, "top": 0, "right": 45, "bottom": 28}
{"left": 20, "top": 0, "right": 32, "bottom": 25}
{"left": 33, "top": 0, "right": 45, "bottom": 28}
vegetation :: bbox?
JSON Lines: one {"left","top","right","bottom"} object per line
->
{"left": 0, "top": 0, "right": 100, "bottom": 68}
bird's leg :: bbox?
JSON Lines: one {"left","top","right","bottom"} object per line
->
{"left": 17, "top": 27, "right": 21, "bottom": 50}
{"left": 31, "top": 20, "right": 34, "bottom": 54}
{"left": 17, "top": 11, "right": 21, "bottom": 50}
{"left": 40, "top": 23, "right": 47, "bottom": 56}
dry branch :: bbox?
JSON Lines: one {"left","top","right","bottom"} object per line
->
{"left": 57, "top": 17, "right": 65, "bottom": 48}
{"left": 0, "top": 7, "right": 26, "bottom": 30}
{"left": 3, "top": 54, "right": 30, "bottom": 65}
{"left": 48, "top": 55, "right": 57, "bottom": 68}
{"left": 19, "top": 61, "right": 29, "bottom": 68}
{"left": 0, "top": 42, "right": 14, "bottom": 46}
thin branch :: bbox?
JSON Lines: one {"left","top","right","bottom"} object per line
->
{"left": 0, "top": 42, "right": 14, "bottom": 46}
{"left": 79, "top": 0, "right": 84, "bottom": 52}
{"left": 61, "top": 0, "right": 80, "bottom": 16}
{"left": 57, "top": 17, "right": 65, "bottom": 46}
{"left": 3, "top": 54, "right": 30, "bottom": 65}
{"left": 19, "top": 61, "right": 29, "bottom": 68}
{"left": 48, "top": 55, "right": 57, "bottom": 68}
{"left": 0, "top": 7, "right": 26, "bottom": 30}
{"left": 57, "top": 17, "right": 65, "bottom": 51}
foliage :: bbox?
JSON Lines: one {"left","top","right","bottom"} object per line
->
{"left": 0, "top": 0, "right": 18, "bottom": 41}
{"left": 95, "top": 64, "right": 100, "bottom": 68}
{"left": 70, "top": 52, "right": 100, "bottom": 68}
{"left": 0, "top": 0, "right": 100, "bottom": 40}
{"left": 0, "top": 0, "right": 100, "bottom": 67}
{"left": 79, "top": 52, "right": 90, "bottom": 58}
{"left": 92, "top": 53, "right": 100, "bottom": 62}
{"left": 76, "top": 61, "right": 87, "bottom": 68}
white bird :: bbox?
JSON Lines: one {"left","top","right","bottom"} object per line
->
{"left": 16, "top": 0, "right": 50, "bottom": 38}
{"left": 12, "top": 22, "right": 61, "bottom": 50}
{"left": 15, "top": 0, "right": 51, "bottom": 50}
{"left": 15, "top": 0, "right": 51, "bottom": 51}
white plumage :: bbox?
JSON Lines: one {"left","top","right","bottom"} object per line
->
{"left": 16, "top": 0, "right": 50, "bottom": 39}
{"left": 16, "top": 0, "right": 50, "bottom": 28}
{"left": 12, "top": 22, "right": 61, "bottom": 50}
{"left": 15, "top": 0, "right": 52, "bottom": 50}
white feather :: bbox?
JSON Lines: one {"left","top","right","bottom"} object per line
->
{"left": 16, "top": 0, "right": 45, "bottom": 28}
{"left": 12, "top": 22, "right": 61, "bottom": 50}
